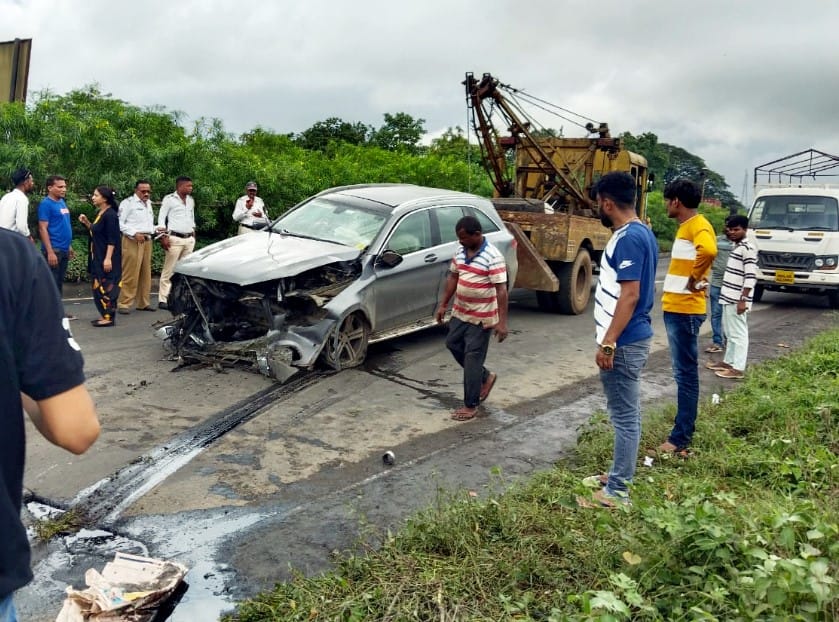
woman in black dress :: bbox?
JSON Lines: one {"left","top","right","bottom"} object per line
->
{"left": 79, "top": 186, "right": 122, "bottom": 327}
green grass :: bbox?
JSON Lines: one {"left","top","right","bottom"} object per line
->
{"left": 34, "top": 508, "right": 82, "bottom": 541}
{"left": 226, "top": 329, "right": 839, "bottom": 621}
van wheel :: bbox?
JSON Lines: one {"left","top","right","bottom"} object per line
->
{"left": 536, "top": 251, "right": 593, "bottom": 315}
{"left": 752, "top": 284, "right": 764, "bottom": 303}
{"left": 321, "top": 312, "right": 369, "bottom": 370}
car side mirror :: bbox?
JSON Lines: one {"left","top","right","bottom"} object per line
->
{"left": 377, "top": 250, "right": 403, "bottom": 268}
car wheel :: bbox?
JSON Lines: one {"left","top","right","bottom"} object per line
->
{"left": 321, "top": 312, "right": 370, "bottom": 370}
{"left": 752, "top": 284, "right": 764, "bottom": 303}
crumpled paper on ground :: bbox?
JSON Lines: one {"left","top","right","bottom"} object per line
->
{"left": 55, "top": 552, "right": 188, "bottom": 622}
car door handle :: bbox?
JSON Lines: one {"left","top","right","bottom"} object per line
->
{"left": 424, "top": 254, "right": 437, "bottom": 263}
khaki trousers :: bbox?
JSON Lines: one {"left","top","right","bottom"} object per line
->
{"left": 158, "top": 235, "right": 195, "bottom": 302}
{"left": 118, "top": 236, "right": 153, "bottom": 310}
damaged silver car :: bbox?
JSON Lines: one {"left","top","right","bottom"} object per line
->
{"left": 158, "top": 184, "right": 519, "bottom": 381}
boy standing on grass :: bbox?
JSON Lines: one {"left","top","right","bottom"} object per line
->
{"left": 706, "top": 215, "right": 756, "bottom": 379}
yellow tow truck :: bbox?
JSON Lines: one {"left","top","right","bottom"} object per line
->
{"left": 465, "top": 72, "right": 651, "bottom": 314}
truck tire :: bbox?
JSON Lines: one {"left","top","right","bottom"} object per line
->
{"left": 752, "top": 284, "right": 764, "bottom": 303}
{"left": 536, "top": 250, "right": 593, "bottom": 315}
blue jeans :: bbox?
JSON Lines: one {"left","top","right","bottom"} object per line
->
{"left": 42, "top": 248, "right": 70, "bottom": 296}
{"left": 446, "top": 318, "right": 492, "bottom": 408}
{"left": 600, "top": 339, "right": 651, "bottom": 497}
{"left": 709, "top": 285, "right": 724, "bottom": 346}
{"left": 663, "top": 311, "right": 705, "bottom": 448}
{"left": 0, "top": 593, "right": 17, "bottom": 622}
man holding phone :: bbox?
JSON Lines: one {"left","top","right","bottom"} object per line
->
{"left": 232, "top": 181, "right": 269, "bottom": 234}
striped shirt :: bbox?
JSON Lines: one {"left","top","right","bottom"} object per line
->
{"left": 449, "top": 238, "right": 507, "bottom": 327}
{"left": 662, "top": 214, "right": 717, "bottom": 314}
{"left": 719, "top": 239, "right": 757, "bottom": 308}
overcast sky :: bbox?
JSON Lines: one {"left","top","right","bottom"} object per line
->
{"left": 3, "top": 0, "right": 838, "bottom": 204}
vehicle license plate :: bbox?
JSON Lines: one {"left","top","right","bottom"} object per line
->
{"left": 775, "top": 270, "right": 795, "bottom": 284}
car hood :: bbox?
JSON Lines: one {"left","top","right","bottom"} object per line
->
{"left": 175, "top": 233, "right": 362, "bottom": 286}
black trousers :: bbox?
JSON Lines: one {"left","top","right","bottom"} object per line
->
{"left": 445, "top": 317, "right": 492, "bottom": 408}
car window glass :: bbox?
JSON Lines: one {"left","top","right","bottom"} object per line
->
{"left": 435, "top": 206, "right": 466, "bottom": 243}
{"left": 470, "top": 207, "right": 500, "bottom": 233}
{"left": 274, "top": 198, "right": 387, "bottom": 249}
{"left": 387, "top": 210, "right": 432, "bottom": 255}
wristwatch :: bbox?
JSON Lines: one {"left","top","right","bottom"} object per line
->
{"left": 599, "top": 343, "right": 616, "bottom": 356}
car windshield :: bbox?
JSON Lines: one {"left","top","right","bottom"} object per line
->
{"left": 270, "top": 197, "right": 389, "bottom": 249}
{"left": 751, "top": 195, "right": 839, "bottom": 231}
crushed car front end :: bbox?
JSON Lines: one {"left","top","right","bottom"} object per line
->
{"left": 158, "top": 234, "right": 365, "bottom": 382}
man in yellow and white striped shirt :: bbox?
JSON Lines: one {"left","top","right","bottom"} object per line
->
{"left": 659, "top": 179, "right": 717, "bottom": 455}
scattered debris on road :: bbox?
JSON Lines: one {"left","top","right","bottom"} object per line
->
{"left": 55, "top": 552, "right": 187, "bottom": 622}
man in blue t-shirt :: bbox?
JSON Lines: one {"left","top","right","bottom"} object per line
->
{"left": 0, "top": 229, "right": 99, "bottom": 621}
{"left": 578, "top": 172, "right": 659, "bottom": 509}
{"left": 37, "top": 175, "right": 75, "bottom": 317}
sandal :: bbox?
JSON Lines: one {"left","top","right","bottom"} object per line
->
{"left": 704, "top": 344, "right": 724, "bottom": 353}
{"left": 716, "top": 368, "right": 745, "bottom": 379}
{"left": 451, "top": 406, "right": 479, "bottom": 421}
{"left": 705, "top": 360, "right": 731, "bottom": 371}
{"left": 479, "top": 372, "right": 497, "bottom": 403}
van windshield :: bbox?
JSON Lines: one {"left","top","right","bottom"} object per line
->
{"left": 750, "top": 195, "right": 839, "bottom": 231}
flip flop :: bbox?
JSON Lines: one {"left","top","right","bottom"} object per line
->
{"left": 479, "top": 372, "right": 497, "bottom": 402}
{"left": 451, "top": 407, "right": 478, "bottom": 421}
{"left": 704, "top": 344, "right": 724, "bottom": 353}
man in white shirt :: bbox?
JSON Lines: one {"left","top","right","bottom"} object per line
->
{"left": 0, "top": 168, "right": 35, "bottom": 239}
{"left": 232, "top": 181, "right": 269, "bottom": 234}
{"left": 156, "top": 176, "right": 196, "bottom": 310}
{"left": 117, "top": 180, "right": 157, "bottom": 314}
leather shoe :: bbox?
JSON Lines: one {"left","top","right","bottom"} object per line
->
{"left": 118, "top": 308, "right": 131, "bottom": 315}
{"left": 137, "top": 306, "right": 156, "bottom": 312}
{"left": 158, "top": 302, "right": 169, "bottom": 310}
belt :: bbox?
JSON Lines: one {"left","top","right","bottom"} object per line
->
{"left": 169, "top": 231, "right": 194, "bottom": 238}
{"left": 125, "top": 233, "right": 152, "bottom": 240}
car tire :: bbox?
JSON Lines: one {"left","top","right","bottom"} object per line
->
{"left": 321, "top": 312, "right": 370, "bottom": 370}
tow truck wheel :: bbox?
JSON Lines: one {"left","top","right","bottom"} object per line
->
{"left": 321, "top": 312, "right": 370, "bottom": 370}
{"left": 752, "top": 284, "right": 764, "bottom": 303}
{"left": 536, "top": 250, "right": 593, "bottom": 315}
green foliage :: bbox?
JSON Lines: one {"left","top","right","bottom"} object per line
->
{"left": 294, "top": 117, "right": 371, "bottom": 151}
{"left": 5, "top": 87, "right": 743, "bottom": 278}
{"left": 646, "top": 190, "right": 731, "bottom": 251}
{"left": 368, "top": 112, "right": 426, "bottom": 154}
{"left": 225, "top": 328, "right": 839, "bottom": 621}
{"left": 1, "top": 91, "right": 490, "bottom": 265}
{"left": 622, "top": 131, "right": 744, "bottom": 213}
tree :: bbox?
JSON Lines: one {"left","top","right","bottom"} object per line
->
{"left": 369, "top": 112, "right": 426, "bottom": 154}
{"left": 621, "top": 131, "right": 744, "bottom": 212}
{"left": 295, "top": 117, "right": 371, "bottom": 151}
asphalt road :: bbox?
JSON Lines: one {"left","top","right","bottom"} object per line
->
{"left": 17, "top": 257, "right": 838, "bottom": 620}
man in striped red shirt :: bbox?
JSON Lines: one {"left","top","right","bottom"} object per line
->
{"left": 436, "top": 216, "right": 508, "bottom": 421}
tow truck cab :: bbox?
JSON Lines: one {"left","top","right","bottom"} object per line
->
{"left": 747, "top": 186, "right": 839, "bottom": 308}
